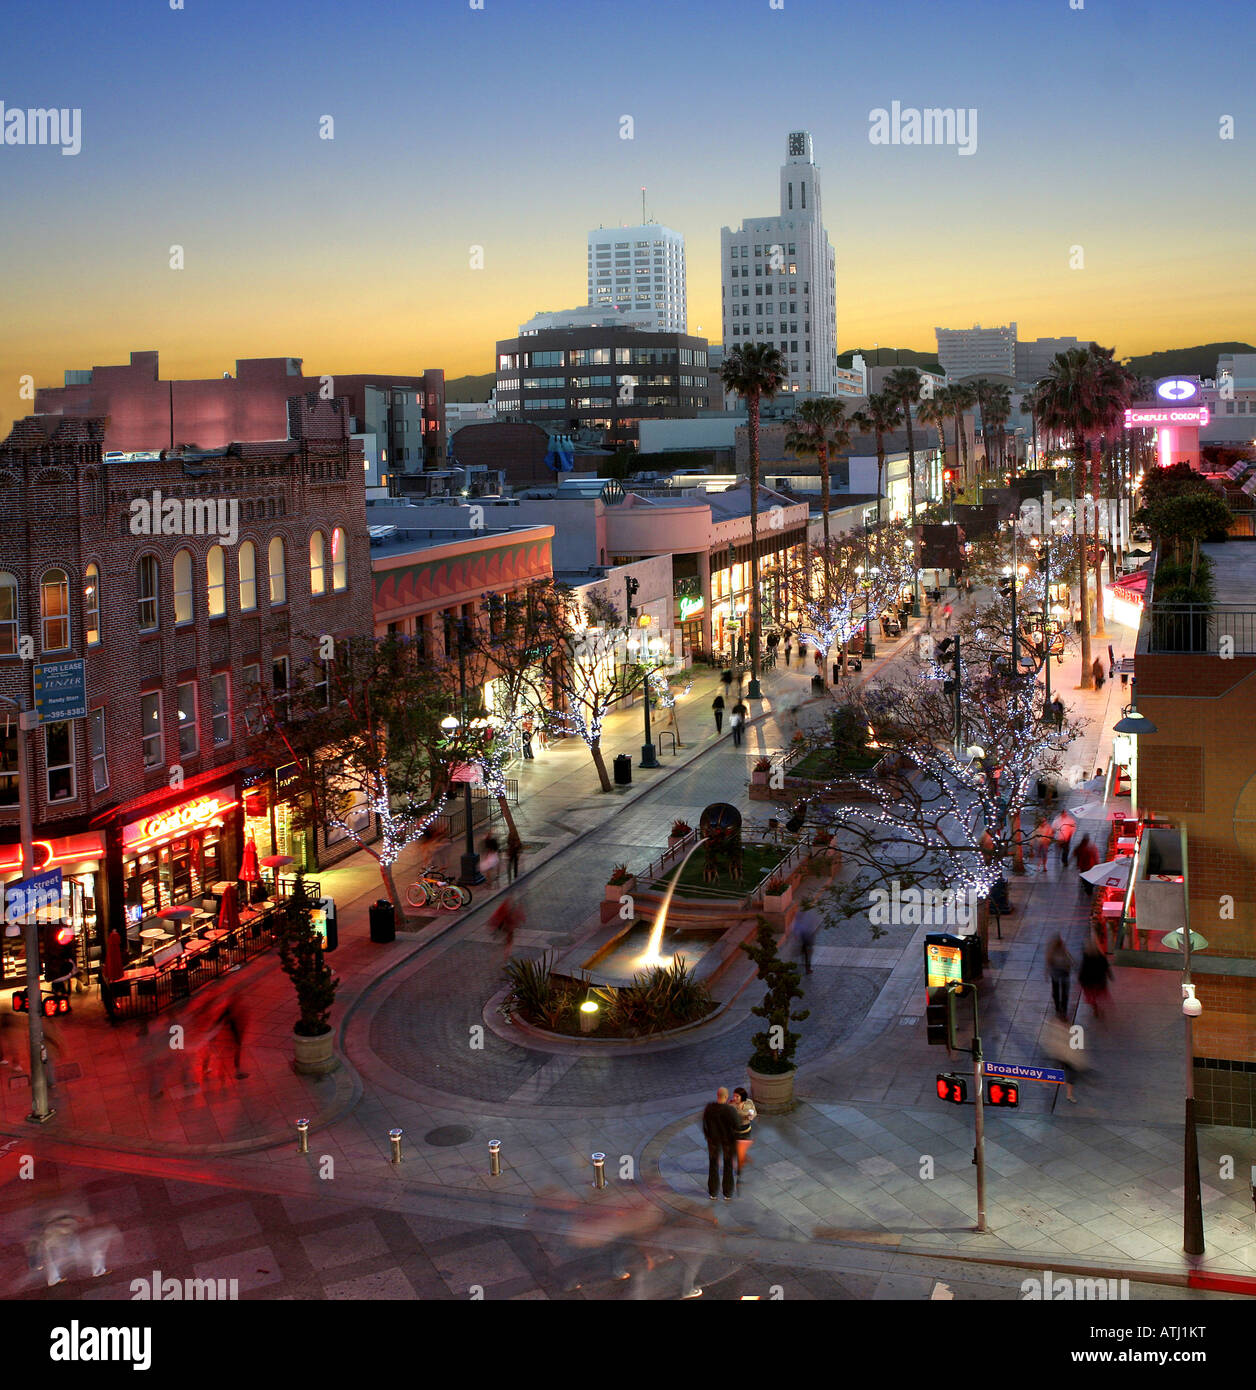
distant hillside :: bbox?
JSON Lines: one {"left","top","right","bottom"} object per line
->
{"left": 1123, "top": 343, "right": 1254, "bottom": 381}
{"left": 444, "top": 371, "right": 495, "bottom": 403}
{"left": 838, "top": 347, "right": 944, "bottom": 373}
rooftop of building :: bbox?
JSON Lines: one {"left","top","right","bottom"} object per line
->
{"left": 1196, "top": 541, "right": 1256, "bottom": 605}
{"left": 366, "top": 521, "right": 552, "bottom": 560}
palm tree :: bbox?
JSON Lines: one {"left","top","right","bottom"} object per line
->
{"left": 853, "top": 389, "right": 904, "bottom": 536}
{"left": 984, "top": 383, "right": 1013, "bottom": 478}
{"left": 721, "top": 343, "right": 786, "bottom": 696}
{"left": 785, "top": 397, "right": 851, "bottom": 557}
{"left": 1078, "top": 346, "right": 1134, "bottom": 638}
{"left": 944, "top": 383, "right": 975, "bottom": 489}
{"left": 916, "top": 390, "right": 950, "bottom": 507}
{"left": 883, "top": 367, "right": 924, "bottom": 521}
{"left": 1019, "top": 384, "right": 1042, "bottom": 475}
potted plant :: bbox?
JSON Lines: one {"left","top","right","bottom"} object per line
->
{"left": 741, "top": 918, "right": 809, "bottom": 1113}
{"left": 751, "top": 757, "right": 772, "bottom": 787}
{"left": 761, "top": 875, "right": 792, "bottom": 911}
{"left": 669, "top": 818, "right": 692, "bottom": 848}
{"left": 277, "top": 871, "right": 340, "bottom": 1075}
{"left": 606, "top": 862, "right": 636, "bottom": 900}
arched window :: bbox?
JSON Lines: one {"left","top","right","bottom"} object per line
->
{"left": 173, "top": 549, "right": 194, "bottom": 625}
{"left": 84, "top": 563, "right": 101, "bottom": 646}
{"left": 332, "top": 527, "right": 348, "bottom": 591}
{"left": 0, "top": 572, "right": 17, "bottom": 657}
{"left": 206, "top": 545, "right": 226, "bottom": 617}
{"left": 40, "top": 569, "right": 70, "bottom": 651}
{"left": 268, "top": 537, "right": 286, "bottom": 605}
{"left": 137, "top": 556, "right": 159, "bottom": 632}
{"left": 309, "top": 530, "right": 326, "bottom": 596}
{"left": 238, "top": 541, "right": 257, "bottom": 610}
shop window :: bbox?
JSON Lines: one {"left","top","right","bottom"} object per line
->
{"left": 45, "top": 720, "right": 74, "bottom": 802}
{"left": 211, "top": 672, "right": 231, "bottom": 745}
{"left": 312, "top": 658, "right": 331, "bottom": 708}
{"left": 332, "top": 527, "right": 348, "bottom": 591}
{"left": 89, "top": 707, "right": 109, "bottom": 792}
{"left": 207, "top": 545, "right": 226, "bottom": 618}
{"left": 309, "top": 530, "right": 326, "bottom": 596}
{"left": 40, "top": 568, "right": 70, "bottom": 651}
{"left": 136, "top": 555, "right": 159, "bottom": 632}
{"left": 269, "top": 537, "right": 286, "bottom": 605}
{"left": 83, "top": 563, "right": 101, "bottom": 646}
{"left": 141, "top": 690, "right": 163, "bottom": 768}
{"left": 177, "top": 682, "right": 198, "bottom": 757}
{"left": 0, "top": 715, "right": 16, "bottom": 805}
{"left": 173, "top": 549, "right": 194, "bottom": 625}
{"left": 0, "top": 572, "right": 17, "bottom": 656}
{"left": 238, "top": 540, "right": 257, "bottom": 611}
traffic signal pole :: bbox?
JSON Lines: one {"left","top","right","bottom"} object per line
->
{"left": 950, "top": 982, "right": 987, "bottom": 1232}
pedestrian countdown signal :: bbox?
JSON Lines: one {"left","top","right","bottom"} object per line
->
{"left": 936, "top": 1073, "right": 967, "bottom": 1104}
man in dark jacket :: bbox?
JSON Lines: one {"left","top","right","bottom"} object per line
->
{"left": 702, "top": 1088, "right": 741, "bottom": 1200}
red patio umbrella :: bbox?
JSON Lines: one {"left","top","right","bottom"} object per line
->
{"left": 218, "top": 883, "right": 241, "bottom": 936}
{"left": 104, "top": 928, "right": 123, "bottom": 983}
{"left": 238, "top": 839, "right": 260, "bottom": 883}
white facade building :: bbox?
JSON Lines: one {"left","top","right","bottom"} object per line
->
{"left": 720, "top": 131, "right": 838, "bottom": 395}
{"left": 935, "top": 322, "right": 1017, "bottom": 380}
{"left": 587, "top": 224, "right": 687, "bottom": 332}
{"left": 517, "top": 304, "right": 656, "bottom": 335}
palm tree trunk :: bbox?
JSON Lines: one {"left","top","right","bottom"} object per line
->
{"left": 748, "top": 394, "right": 764, "bottom": 685}
{"left": 1091, "top": 440, "right": 1106, "bottom": 638}
{"left": 1076, "top": 439, "right": 1094, "bottom": 688}
{"left": 953, "top": 414, "right": 963, "bottom": 491}
{"left": 590, "top": 738, "right": 613, "bottom": 794}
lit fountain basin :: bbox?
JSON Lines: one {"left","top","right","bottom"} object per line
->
{"left": 580, "top": 920, "right": 727, "bottom": 988}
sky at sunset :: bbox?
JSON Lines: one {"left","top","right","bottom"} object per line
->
{"left": 2, "top": 0, "right": 1254, "bottom": 433}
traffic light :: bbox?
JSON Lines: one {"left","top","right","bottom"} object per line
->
{"left": 943, "top": 469, "right": 952, "bottom": 485}
{"left": 926, "top": 985, "right": 957, "bottom": 1047}
{"left": 985, "top": 1078, "right": 1020, "bottom": 1108}
{"left": 936, "top": 1073, "right": 967, "bottom": 1104}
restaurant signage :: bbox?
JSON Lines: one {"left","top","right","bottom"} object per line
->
{"left": 123, "top": 794, "right": 239, "bottom": 850}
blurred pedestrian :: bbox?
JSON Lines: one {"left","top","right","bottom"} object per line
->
{"left": 792, "top": 910, "right": 819, "bottom": 975}
{"left": 1079, "top": 936, "right": 1113, "bottom": 1019}
{"left": 1041, "top": 1013, "right": 1082, "bottom": 1103}
{"left": 731, "top": 699, "right": 748, "bottom": 747}
{"left": 521, "top": 717, "right": 535, "bottom": 760}
{"left": 489, "top": 895, "right": 524, "bottom": 956}
{"left": 1045, "top": 934, "right": 1074, "bottom": 1018}
{"left": 702, "top": 1087, "right": 740, "bottom": 1201}
{"left": 1053, "top": 808, "right": 1076, "bottom": 866}
{"left": 721, "top": 669, "right": 734, "bottom": 696}
{"left": 784, "top": 639, "right": 792, "bottom": 666}
{"left": 711, "top": 693, "right": 725, "bottom": 733}
{"left": 506, "top": 828, "right": 522, "bottom": 883}
{"left": 1092, "top": 657, "right": 1105, "bottom": 690}
{"left": 731, "top": 1086, "right": 756, "bottom": 1175}
{"left": 1074, "top": 833, "right": 1099, "bottom": 895}
{"left": 943, "top": 602, "right": 953, "bottom": 631}
{"left": 797, "top": 640, "right": 808, "bottom": 666}
{"left": 1051, "top": 696, "right": 1065, "bottom": 731}
{"left": 1034, "top": 816, "right": 1052, "bottom": 870}
{"left": 481, "top": 834, "right": 501, "bottom": 887}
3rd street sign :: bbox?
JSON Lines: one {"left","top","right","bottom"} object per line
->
{"left": 32, "top": 659, "right": 88, "bottom": 724}
{"left": 984, "top": 1060, "right": 1066, "bottom": 1086}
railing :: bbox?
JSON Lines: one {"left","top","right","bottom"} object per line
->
{"left": 744, "top": 838, "right": 811, "bottom": 907}
{"left": 274, "top": 876, "right": 321, "bottom": 899}
{"left": 438, "top": 781, "right": 519, "bottom": 841}
{"left": 1143, "top": 605, "right": 1256, "bottom": 655}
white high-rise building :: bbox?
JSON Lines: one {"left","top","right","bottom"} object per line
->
{"left": 587, "top": 224, "right": 687, "bottom": 332}
{"left": 935, "top": 323, "right": 1017, "bottom": 380}
{"left": 721, "top": 131, "right": 838, "bottom": 394}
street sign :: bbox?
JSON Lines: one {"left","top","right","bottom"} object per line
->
{"left": 984, "top": 1060, "right": 1066, "bottom": 1086}
{"left": 32, "top": 659, "right": 87, "bottom": 724}
{"left": 5, "top": 866, "right": 63, "bottom": 927}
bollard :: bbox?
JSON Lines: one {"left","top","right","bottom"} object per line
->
{"left": 389, "top": 1127, "right": 403, "bottom": 1164}
{"left": 488, "top": 1139, "right": 502, "bottom": 1177}
{"left": 297, "top": 1117, "right": 309, "bottom": 1154}
{"left": 591, "top": 1153, "right": 607, "bottom": 1190}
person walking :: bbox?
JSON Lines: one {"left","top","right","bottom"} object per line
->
{"left": 1051, "top": 696, "right": 1065, "bottom": 732}
{"left": 731, "top": 698, "right": 748, "bottom": 748}
{"left": 506, "top": 828, "right": 522, "bottom": 883}
{"left": 1092, "top": 656, "right": 1105, "bottom": 690}
{"left": 783, "top": 638, "right": 792, "bottom": 666}
{"left": 1053, "top": 808, "right": 1076, "bottom": 867}
{"left": 1042, "top": 1013, "right": 1082, "bottom": 1103}
{"left": 1074, "top": 833, "right": 1099, "bottom": 895}
{"left": 1079, "top": 935, "right": 1113, "bottom": 1019}
{"left": 721, "top": 668, "right": 734, "bottom": 697}
{"left": 1034, "top": 815, "right": 1053, "bottom": 870}
{"left": 731, "top": 1086, "right": 757, "bottom": 1176}
{"left": 489, "top": 894, "right": 525, "bottom": 956}
{"left": 520, "top": 717, "right": 535, "bottom": 760}
{"left": 711, "top": 693, "right": 725, "bottom": 733}
{"left": 1045, "top": 934, "right": 1074, "bottom": 1018}
{"left": 943, "top": 602, "right": 953, "bottom": 631}
{"left": 702, "top": 1087, "right": 741, "bottom": 1201}
{"left": 792, "top": 910, "right": 819, "bottom": 975}
{"left": 481, "top": 835, "right": 501, "bottom": 888}
{"left": 797, "top": 640, "right": 807, "bottom": 666}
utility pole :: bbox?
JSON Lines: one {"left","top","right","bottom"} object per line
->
{"left": 948, "top": 982, "right": 987, "bottom": 1232}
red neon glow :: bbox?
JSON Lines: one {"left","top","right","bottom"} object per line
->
{"left": 0, "top": 835, "right": 105, "bottom": 874}
{"left": 1124, "top": 406, "right": 1209, "bottom": 427}
{"left": 122, "top": 796, "right": 239, "bottom": 850}
{"left": 1160, "top": 427, "right": 1172, "bottom": 469}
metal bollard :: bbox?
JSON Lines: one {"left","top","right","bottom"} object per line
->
{"left": 488, "top": 1139, "right": 502, "bottom": 1177}
{"left": 297, "top": 1117, "right": 309, "bottom": 1154}
{"left": 591, "top": 1153, "right": 607, "bottom": 1190}
{"left": 389, "top": 1127, "right": 403, "bottom": 1163}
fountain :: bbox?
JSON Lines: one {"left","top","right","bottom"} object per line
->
{"left": 637, "top": 802, "right": 744, "bottom": 968}
{"left": 636, "top": 836, "right": 708, "bottom": 969}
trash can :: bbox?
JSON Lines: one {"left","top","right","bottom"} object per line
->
{"left": 811, "top": 675, "right": 825, "bottom": 694}
{"left": 832, "top": 663, "right": 842, "bottom": 684}
{"left": 613, "top": 753, "right": 632, "bottom": 786}
{"left": 369, "top": 898, "right": 396, "bottom": 944}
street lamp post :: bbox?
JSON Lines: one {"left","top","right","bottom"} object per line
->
{"left": 0, "top": 694, "right": 52, "bottom": 1122}
{"left": 452, "top": 621, "right": 483, "bottom": 887}
{"left": 636, "top": 633, "right": 659, "bottom": 769}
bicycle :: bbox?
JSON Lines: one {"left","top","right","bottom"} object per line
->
{"left": 406, "top": 867, "right": 472, "bottom": 911}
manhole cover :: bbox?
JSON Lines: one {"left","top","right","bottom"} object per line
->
{"left": 425, "top": 1125, "right": 474, "bottom": 1147}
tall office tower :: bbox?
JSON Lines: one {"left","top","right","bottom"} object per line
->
{"left": 720, "top": 131, "right": 838, "bottom": 393}
{"left": 587, "top": 223, "right": 687, "bottom": 332}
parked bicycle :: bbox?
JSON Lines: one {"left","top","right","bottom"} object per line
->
{"left": 406, "top": 867, "right": 472, "bottom": 910}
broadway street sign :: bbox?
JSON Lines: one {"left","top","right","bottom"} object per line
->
{"left": 984, "top": 1060, "right": 1066, "bottom": 1086}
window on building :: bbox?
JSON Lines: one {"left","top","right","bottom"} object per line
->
{"left": 309, "top": 531, "right": 326, "bottom": 596}
{"left": 45, "top": 720, "right": 74, "bottom": 802}
{"left": 238, "top": 540, "right": 257, "bottom": 610}
{"left": 141, "top": 690, "right": 163, "bottom": 767}
{"left": 273, "top": 654, "right": 290, "bottom": 719}
{"left": 177, "top": 681, "right": 198, "bottom": 758}
{"left": 0, "top": 572, "right": 18, "bottom": 656}
{"left": 312, "top": 658, "right": 331, "bottom": 708}
{"left": 269, "top": 537, "right": 286, "bottom": 605}
{"left": 90, "top": 707, "right": 108, "bottom": 792}
{"left": 0, "top": 716, "right": 17, "bottom": 806}
{"left": 137, "top": 555, "right": 159, "bottom": 632}
{"left": 210, "top": 672, "right": 231, "bottom": 746}
{"left": 40, "top": 568, "right": 70, "bottom": 651}
{"left": 173, "top": 549, "right": 194, "bottom": 625}
{"left": 332, "top": 527, "right": 348, "bottom": 590}
{"left": 83, "top": 564, "right": 101, "bottom": 646}
{"left": 206, "top": 545, "right": 226, "bottom": 617}
{"left": 242, "top": 662, "right": 261, "bottom": 733}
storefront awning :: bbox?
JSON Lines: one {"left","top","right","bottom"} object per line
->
{"left": 0, "top": 831, "right": 106, "bottom": 875}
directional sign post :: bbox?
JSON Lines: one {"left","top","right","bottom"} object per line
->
{"left": 32, "top": 659, "right": 87, "bottom": 725}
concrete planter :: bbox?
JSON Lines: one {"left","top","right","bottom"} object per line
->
{"left": 606, "top": 877, "right": 636, "bottom": 900}
{"left": 292, "top": 1027, "right": 339, "bottom": 1076}
{"left": 750, "top": 768, "right": 770, "bottom": 787}
{"left": 761, "top": 886, "right": 792, "bottom": 913}
{"left": 747, "top": 1063, "right": 797, "bottom": 1114}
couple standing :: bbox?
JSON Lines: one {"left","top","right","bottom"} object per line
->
{"left": 701, "top": 1086, "right": 756, "bottom": 1200}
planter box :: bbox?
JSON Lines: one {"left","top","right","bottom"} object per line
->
{"left": 762, "top": 888, "right": 792, "bottom": 913}
{"left": 606, "top": 878, "right": 636, "bottom": 900}
{"left": 750, "top": 769, "right": 770, "bottom": 787}
{"left": 747, "top": 1063, "right": 796, "bottom": 1115}
{"left": 292, "top": 1028, "right": 339, "bottom": 1076}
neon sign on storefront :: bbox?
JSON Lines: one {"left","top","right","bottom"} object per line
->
{"left": 122, "top": 795, "right": 239, "bottom": 851}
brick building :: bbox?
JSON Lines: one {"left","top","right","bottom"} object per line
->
{"left": 0, "top": 396, "right": 373, "bottom": 988}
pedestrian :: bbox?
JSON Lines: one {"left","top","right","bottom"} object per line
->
{"left": 1108, "top": 643, "right": 1117, "bottom": 679}
{"left": 730, "top": 700, "right": 747, "bottom": 747}
{"left": 506, "top": 828, "right": 522, "bottom": 883}
{"left": 711, "top": 693, "right": 725, "bottom": 733}
{"left": 793, "top": 911, "right": 818, "bottom": 975}
{"left": 701, "top": 1086, "right": 741, "bottom": 1201}
{"left": 943, "top": 602, "right": 953, "bottom": 631}
{"left": 1053, "top": 808, "right": 1076, "bottom": 866}
{"left": 798, "top": 640, "right": 808, "bottom": 666}
{"left": 1092, "top": 657, "right": 1105, "bottom": 690}
{"left": 481, "top": 834, "right": 501, "bottom": 887}
{"left": 1045, "top": 933, "right": 1074, "bottom": 1018}
{"left": 489, "top": 895, "right": 524, "bottom": 955}
{"left": 926, "top": 603, "right": 934, "bottom": 632}
{"left": 784, "top": 639, "right": 792, "bottom": 666}
{"left": 731, "top": 1086, "right": 757, "bottom": 1175}
{"left": 1051, "top": 695, "right": 1065, "bottom": 732}
{"left": 1041, "top": 1013, "right": 1082, "bottom": 1103}
{"left": 1074, "top": 833, "right": 1099, "bottom": 895}
{"left": 521, "top": 717, "right": 535, "bottom": 760}
{"left": 218, "top": 997, "right": 249, "bottom": 1079}
{"left": 813, "top": 649, "right": 823, "bottom": 676}
{"left": 39, "top": 1021, "right": 62, "bottom": 1091}
{"left": 721, "top": 669, "right": 734, "bottom": 696}
{"left": 1034, "top": 816, "right": 1052, "bottom": 869}
{"left": 1079, "top": 935, "right": 1113, "bottom": 1019}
